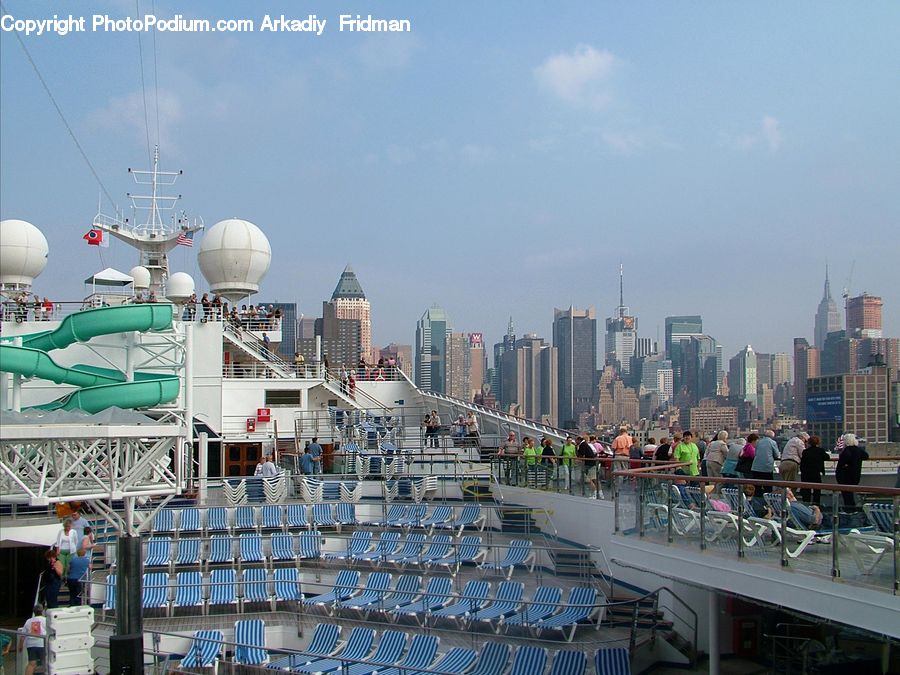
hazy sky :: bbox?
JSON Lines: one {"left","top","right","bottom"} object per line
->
{"left": 2, "top": 1, "right": 898, "bottom": 361}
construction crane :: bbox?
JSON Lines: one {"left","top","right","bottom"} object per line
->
{"left": 841, "top": 260, "right": 855, "bottom": 303}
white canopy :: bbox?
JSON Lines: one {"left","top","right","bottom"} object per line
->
{"left": 84, "top": 267, "right": 134, "bottom": 287}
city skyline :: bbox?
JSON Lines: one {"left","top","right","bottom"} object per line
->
{"left": 2, "top": 3, "right": 898, "bottom": 356}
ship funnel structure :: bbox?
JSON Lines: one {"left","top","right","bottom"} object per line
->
{"left": 197, "top": 218, "right": 271, "bottom": 304}
{"left": 0, "top": 219, "right": 49, "bottom": 294}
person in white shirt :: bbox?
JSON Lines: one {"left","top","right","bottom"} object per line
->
{"left": 54, "top": 519, "right": 79, "bottom": 576}
{"left": 261, "top": 454, "right": 278, "bottom": 477}
{"left": 19, "top": 605, "right": 47, "bottom": 675}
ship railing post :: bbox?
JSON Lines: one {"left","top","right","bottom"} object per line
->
{"left": 737, "top": 491, "right": 745, "bottom": 559}
{"left": 699, "top": 481, "right": 707, "bottom": 551}
{"left": 637, "top": 475, "right": 645, "bottom": 537}
{"left": 831, "top": 489, "right": 841, "bottom": 578}
{"left": 893, "top": 495, "right": 899, "bottom": 595}
{"left": 666, "top": 479, "right": 674, "bottom": 544}
{"left": 779, "top": 485, "right": 788, "bottom": 567}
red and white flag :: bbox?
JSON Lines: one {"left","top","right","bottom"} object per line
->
{"left": 83, "top": 228, "right": 108, "bottom": 247}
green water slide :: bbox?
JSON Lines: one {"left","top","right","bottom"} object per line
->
{"left": 0, "top": 304, "right": 180, "bottom": 413}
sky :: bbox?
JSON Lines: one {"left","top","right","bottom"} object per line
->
{"left": 1, "top": 1, "right": 898, "bottom": 362}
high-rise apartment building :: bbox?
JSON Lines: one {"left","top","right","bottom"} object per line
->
{"left": 554, "top": 306, "right": 597, "bottom": 430}
{"left": 846, "top": 293, "right": 883, "bottom": 338}
{"left": 729, "top": 345, "right": 758, "bottom": 405}
{"left": 793, "top": 337, "right": 820, "bottom": 420}
{"left": 814, "top": 266, "right": 842, "bottom": 349}
{"left": 500, "top": 334, "right": 558, "bottom": 426}
{"left": 331, "top": 265, "right": 372, "bottom": 360}
{"left": 415, "top": 305, "right": 451, "bottom": 393}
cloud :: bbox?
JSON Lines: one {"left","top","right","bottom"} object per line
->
{"left": 534, "top": 45, "right": 618, "bottom": 109}
{"left": 386, "top": 144, "right": 416, "bottom": 164}
{"left": 87, "top": 88, "right": 184, "bottom": 152}
{"left": 460, "top": 144, "right": 497, "bottom": 163}
{"left": 357, "top": 34, "right": 420, "bottom": 71}
{"left": 600, "top": 131, "right": 645, "bottom": 155}
{"left": 721, "top": 115, "right": 784, "bottom": 152}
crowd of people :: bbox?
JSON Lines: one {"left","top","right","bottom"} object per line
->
{"left": 1, "top": 293, "right": 56, "bottom": 322}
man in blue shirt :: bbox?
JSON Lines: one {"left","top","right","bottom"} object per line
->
{"left": 66, "top": 549, "right": 90, "bottom": 606}
{"left": 300, "top": 448, "right": 315, "bottom": 475}
{"left": 69, "top": 509, "right": 90, "bottom": 545}
{"left": 307, "top": 437, "right": 323, "bottom": 474}
{"left": 751, "top": 430, "right": 781, "bottom": 487}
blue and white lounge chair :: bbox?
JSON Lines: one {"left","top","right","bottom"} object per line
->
{"left": 447, "top": 504, "right": 485, "bottom": 535}
{"left": 470, "top": 580, "right": 524, "bottom": 623}
{"left": 239, "top": 533, "right": 266, "bottom": 565}
{"left": 235, "top": 505, "right": 258, "bottom": 532}
{"left": 392, "top": 576, "right": 452, "bottom": 620}
{"left": 175, "top": 538, "right": 201, "bottom": 567}
{"left": 180, "top": 508, "right": 201, "bottom": 534}
{"left": 335, "top": 503, "right": 357, "bottom": 528}
{"left": 864, "top": 503, "right": 895, "bottom": 533}
{"left": 241, "top": 567, "right": 270, "bottom": 609}
{"left": 479, "top": 539, "right": 535, "bottom": 579}
{"left": 287, "top": 503, "right": 309, "bottom": 529}
{"left": 396, "top": 504, "right": 427, "bottom": 529}
{"left": 508, "top": 645, "right": 547, "bottom": 675}
{"left": 313, "top": 503, "right": 337, "bottom": 529}
{"left": 269, "top": 622, "right": 343, "bottom": 670}
{"left": 372, "top": 504, "right": 407, "bottom": 527}
{"left": 154, "top": 508, "right": 175, "bottom": 533}
{"left": 142, "top": 572, "right": 169, "bottom": 610}
{"left": 336, "top": 572, "right": 392, "bottom": 612}
{"left": 207, "top": 535, "right": 234, "bottom": 566}
{"left": 420, "top": 506, "right": 453, "bottom": 534}
{"left": 303, "top": 570, "right": 361, "bottom": 606}
{"left": 262, "top": 505, "right": 284, "bottom": 530}
{"left": 418, "top": 535, "right": 454, "bottom": 565}
{"left": 324, "top": 530, "right": 372, "bottom": 561}
{"left": 342, "top": 630, "right": 407, "bottom": 675}
{"left": 383, "top": 533, "right": 426, "bottom": 565}
{"left": 429, "top": 535, "right": 484, "bottom": 574}
{"left": 271, "top": 533, "right": 296, "bottom": 562}
{"left": 273, "top": 568, "right": 301, "bottom": 608}
{"left": 206, "top": 507, "right": 229, "bottom": 533}
{"left": 298, "top": 531, "right": 323, "bottom": 560}
{"left": 173, "top": 571, "right": 202, "bottom": 613}
{"left": 104, "top": 574, "right": 117, "bottom": 612}
{"left": 429, "top": 579, "right": 491, "bottom": 623}
{"left": 404, "top": 647, "right": 476, "bottom": 675}
{"left": 380, "top": 574, "right": 422, "bottom": 611}
{"left": 536, "top": 586, "right": 599, "bottom": 641}
{"left": 290, "top": 626, "right": 374, "bottom": 674}
{"left": 469, "top": 642, "right": 510, "bottom": 675}
{"left": 353, "top": 531, "right": 401, "bottom": 563}
{"left": 595, "top": 647, "right": 631, "bottom": 674}
{"left": 208, "top": 569, "right": 237, "bottom": 610}
{"left": 234, "top": 618, "right": 268, "bottom": 665}
{"left": 144, "top": 537, "right": 172, "bottom": 568}
{"left": 374, "top": 634, "right": 439, "bottom": 675}
{"left": 179, "top": 630, "right": 223, "bottom": 668}
{"left": 502, "top": 586, "right": 562, "bottom": 632}
{"left": 550, "top": 649, "right": 586, "bottom": 675}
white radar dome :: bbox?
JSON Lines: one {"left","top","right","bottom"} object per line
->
{"left": 166, "top": 272, "right": 195, "bottom": 302}
{"left": 0, "top": 219, "right": 49, "bottom": 291}
{"left": 129, "top": 266, "right": 152, "bottom": 290}
{"left": 197, "top": 218, "right": 271, "bottom": 303}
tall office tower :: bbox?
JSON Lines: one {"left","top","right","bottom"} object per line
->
{"left": 814, "top": 266, "right": 842, "bottom": 349}
{"left": 445, "top": 332, "right": 471, "bottom": 400}
{"left": 605, "top": 267, "right": 637, "bottom": 375}
{"left": 331, "top": 265, "right": 372, "bottom": 360}
{"left": 256, "top": 301, "right": 298, "bottom": 357}
{"left": 468, "top": 333, "right": 486, "bottom": 402}
{"left": 728, "top": 345, "right": 758, "bottom": 405}
{"left": 635, "top": 337, "right": 654, "bottom": 358}
{"left": 846, "top": 293, "right": 883, "bottom": 338}
{"left": 641, "top": 355, "right": 674, "bottom": 405}
{"left": 665, "top": 315, "right": 703, "bottom": 390}
{"left": 772, "top": 352, "right": 792, "bottom": 386}
{"left": 755, "top": 353, "right": 773, "bottom": 389}
{"left": 379, "top": 343, "right": 413, "bottom": 377}
{"left": 500, "top": 334, "right": 558, "bottom": 426}
{"left": 793, "top": 337, "right": 821, "bottom": 419}
{"left": 554, "top": 306, "right": 598, "bottom": 430}
{"left": 683, "top": 335, "right": 720, "bottom": 405}
{"left": 822, "top": 330, "right": 858, "bottom": 376}
{"left": 298, "top": 317, "right": 316, "bottom": 340}
{"left": 492, "top": 317, "right": 516, "bottom": 404}
{"left": 415, "top": 305, "right": 451, "bottom": 392}
{"left": 296, "top": 301, "right": 361, "bottom": 367}
{"left": 858, "top": 337, "right": 900, "bottom": 379}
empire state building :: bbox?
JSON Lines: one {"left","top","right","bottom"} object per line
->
{"left": 814, "top": 266, "right": 841, "bottom": 349}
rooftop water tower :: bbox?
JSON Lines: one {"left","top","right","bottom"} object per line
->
{"left": 0, "top": 219, "right": 49, "bottom": 294}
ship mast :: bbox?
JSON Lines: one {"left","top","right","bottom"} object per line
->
{"left": 92, "top": 146, "right": 203, "bottom": 295}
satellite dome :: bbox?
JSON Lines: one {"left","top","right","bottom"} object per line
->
{"left": 0, "top": 219, "right": 49, "bottom": 291}
{"left": 197, "top": 218, "right": 271, "bottom": 303}
{"left": 129, "top": 266, "right": 151, "bottom": 290}
{"left": 166, "top": 272, "right": 195, "bottom": 302}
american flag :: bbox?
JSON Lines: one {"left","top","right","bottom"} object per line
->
{"left": 176, "top": 230, "right": 194, "bottom": 247}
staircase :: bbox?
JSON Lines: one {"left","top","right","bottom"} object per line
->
{"left": 548, "top": 546, "right": 600, "bottom": 578}
{"left": 497, "top": 506, "right": 538, "bottom": 533}
{"left": 223, "top": 322, "right": 294, "bottom": 378}
{"left": 461, "top": 477, "right": 493, "bottom": 501}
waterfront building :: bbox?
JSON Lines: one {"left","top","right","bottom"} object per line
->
{"left": 554, "top": 306, "right": 597, "bottom": 430}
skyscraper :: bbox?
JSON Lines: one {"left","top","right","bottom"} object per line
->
{"left": 296, "top": 300, "right": 361, "bottom": 368}
{"left": 728, "top": 345, "right": 758, "bottom": 405}
{"left": 492, "top": 317, "right": 516, "bottom": 404}
{"left": 682, "top": 335, "right": 720, "bottom": 405}
{"left": 468, "top": 333, "right": 486, "bottom": 401}
{"left": 665, "top": 315, "right": 703, "bottom": 391}
{"left": 256, "top": 301, "right": 298, "bottom": 358}
{"left": 331, "top": 265, "right": 372, "bottom": 360}
{"left": 772, "top": 353, "right": 792, "bottom": 386}
{"left": 554, "top": 306, "right": 597, "bottom": 430}
{"left": 500, "top": 334, "right": 558, "bottom": 426}
{"left": 605, "top": 266, "right": 637, "bottom": 376}
{"left": 846, "top": 293, "right": 883, "bottom": 338}
{"left": 793, "top": 337, "right": 820, "bottom": 420}
{"left": 415, "top": 305, "right": 451, "bottom": 392}
{"left": 814, "top": 266, "right": 842, "bottom": 349}
{"left": 445, "top": 332, "right": 471, "bottom": 400}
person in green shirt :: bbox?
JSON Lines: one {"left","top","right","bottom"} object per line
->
{"left": 560, "top": 436, "right": 576, "bottom": 490}
{"left": 521, "top": 436, "right": 538, "bottom": 487}
{"left": 674, "top": 430, "right": 701, "bottom": 476}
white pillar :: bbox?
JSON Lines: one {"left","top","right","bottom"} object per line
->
{"left": 183, "top": 323, "right": 194, "bottom": 489}
{"left": 0, "top": 370, "right": 8, "bottom": 411}
{"left": 199, "top": 432, "right": 209, "bottom": 504}
{"left": 124, "top": 331, "right": 136, "bottom": 382}
{"left": 708, "top": 590, "right": 720, "bottom": 675}
{"left": 11, "top": 336, "right": 22, "bottom": 412}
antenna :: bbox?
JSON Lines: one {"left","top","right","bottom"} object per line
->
{"left": 842, "top": 260, "right": 855, "bottom": 301}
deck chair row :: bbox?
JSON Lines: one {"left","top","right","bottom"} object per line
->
{"left": 304, "top": 571, "right": 602, "bottom": 641}
{"left": 104, "top": 568, "right": 302, "bottom": 616}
